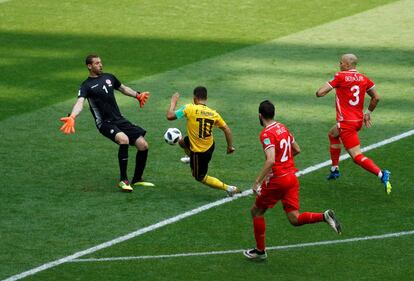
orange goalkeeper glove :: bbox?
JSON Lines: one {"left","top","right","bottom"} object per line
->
{"left": 60, "top": 114, "right": 76, "bottom": 134}
{"left": 135, "top": 92, "right": 149, "bottom": 108}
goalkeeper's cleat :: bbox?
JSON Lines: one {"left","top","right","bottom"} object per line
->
{"left": 118, "top": 180, "right": 133, "bottom": 192}
{"left": 327, "top": 168, "right": 340, "bottom": 180}
{"left": 226, "top": 186, "right": 241, "bottom": 197}
{"left": 381, "top": 170, "right": 392, "bottom": 195}
{"left": 180, "top": 156, "right": 190, "bottom": 164}
{"left": 132, "top": 181, "right": 155, "bottom": 187}
{"left": 243, "top": 248, "right": 267, "bottom": 260}
{"left": 324, "top": 209, "right": 342, "bottom": 234}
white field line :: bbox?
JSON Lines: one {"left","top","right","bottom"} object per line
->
{"left": 71, "top": 230, "right": 414, "bottom": 262}
{"left": 2, "top": 129, "right": 413, "bottom": 281}
{"left": 296, "top": 129, "right": 414, "bottom": 177}
{"left": 0, "top": 0, "right": 11, "bottom": 4}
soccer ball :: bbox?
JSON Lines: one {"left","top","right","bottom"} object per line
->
{"left": 164, "top": 128, "right": 182, "bottom": 145}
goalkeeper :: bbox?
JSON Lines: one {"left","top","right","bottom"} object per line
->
{"left": 59, "top": 54, "right": 153, "bottom": 192}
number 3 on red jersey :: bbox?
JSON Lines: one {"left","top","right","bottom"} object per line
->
{"left": 349, "top": 85, "right": 360, "bottom": 106}
{"left": 328, "top": 70, "right": 375, "bottom": 121}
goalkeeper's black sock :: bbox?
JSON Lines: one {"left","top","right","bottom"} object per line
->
{"left": 118, "top": 144, "right": 129, "bottom": 181}
{"left": 132, "top": 149, "right": 148, "bottom": 183}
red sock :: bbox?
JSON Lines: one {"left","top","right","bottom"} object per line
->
{"left": 253, "top": 216, "right": 266, "bottom": 251}
{"left": 330, "top": 147, "right": 341, "bottom": 167}
{"left": 329, "top": 134, "right": 341, "bottom": 167}
{"left": 297, "top": 212, "right": 324, "bottom": 225}
{"left": 354, "top": 154, "right": 381, "bottom": 176}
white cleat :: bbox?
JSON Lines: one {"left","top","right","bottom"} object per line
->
{"left": 180, "top": 156, "right": 190, "bottom": 164}
{"left": 226, "top": 186, "right": 241, "bottom": 197}
{"left": 324, "top": 209, "right": 342, "bottom": 234}
{"left": 243, "top": 248, "right": 267, "bottom": 260}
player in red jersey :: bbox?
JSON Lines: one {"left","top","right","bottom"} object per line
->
{"left": 316, "top": 54, "right": 392, "bottom": 194}
{"left": 243, "top": 100, "right": 341, "bottom": 260}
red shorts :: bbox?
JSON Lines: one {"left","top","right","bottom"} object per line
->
{"left": 255, "top": 173, "right": 299, "bottom": 213}
{"left": 337, "top": 121, "right": 363, "bottom": 149}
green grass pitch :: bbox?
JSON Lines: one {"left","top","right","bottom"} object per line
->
{"left": 1, "top": 0, "right": 413, "bottom": 280}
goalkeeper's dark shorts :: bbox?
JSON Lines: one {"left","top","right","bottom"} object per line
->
{"left": 183, "top": 136, "right": 215, "bottom": 182}
{"left": 99, "top": 118, "right": 146, "bottom": 145}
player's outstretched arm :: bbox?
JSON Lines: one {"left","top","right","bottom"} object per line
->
{"left": 315, "top": 83, "right": 332, "bottom": 97}
{"left": 166, "top": 93, "right": 180, "bottom": 120}
{"left": 59, "top": 97, "right": 85, "bottom": 135}
{"left": 118, "top": 84, "right": 150, "bottom": 108}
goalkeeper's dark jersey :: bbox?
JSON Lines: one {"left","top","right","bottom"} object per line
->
{"left": 78, "top": 73, "right": 124, "bottom": 128}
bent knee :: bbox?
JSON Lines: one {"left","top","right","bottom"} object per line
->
{"left": 287, "top": 212, "right": 300, "bottom": 226}
{"left": 140, "top": 142, "right": 149, "bottom": 150}
{"left": 250, "top": 206, "right": 266, "bottom": 217}
{"left": 116, "top": 135, "right": 129, "bottom": 145}
{"left": 289, "top": 220, "right": 300, "bottom": 226}
{"left": 136, "top": 137, "right": 149, "bottom": 150}
{"left": 250, "top": 207, "right": 257, "bottom": 217}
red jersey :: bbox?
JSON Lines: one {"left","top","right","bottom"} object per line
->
{"left": 260, "top": 122, "right": 298, "bottom": 179}
{"left": 327, "top": 69, "right": 375, "bottom": 122}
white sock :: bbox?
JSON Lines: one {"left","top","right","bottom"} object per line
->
{"left": 378, "top": 171, "right": 383, "bottom": 178}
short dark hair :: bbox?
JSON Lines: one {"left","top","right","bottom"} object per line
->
{"left": 85, "top": 54, "right": 99, "bottom": 65}
{"left": 259, "top": 100, "right": 275, "bottom": 119}
{"left": 193, "top": 86, "right": 207, "bottom": 100}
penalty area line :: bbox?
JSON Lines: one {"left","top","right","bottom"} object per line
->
{"left": 71, "top": 230, "right": 414, "bottom": 262}
{"left": 2, "top": 129, "right": 413, "bottom": 281}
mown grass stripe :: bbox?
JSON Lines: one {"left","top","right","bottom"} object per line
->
{"left": 2, "top": 129, "right": 412, "bottom": 281}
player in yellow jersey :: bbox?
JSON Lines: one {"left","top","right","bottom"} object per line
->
{"left": 166, "top": 86, "right": 241, "bottom": 197}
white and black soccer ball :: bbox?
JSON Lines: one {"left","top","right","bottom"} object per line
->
{"left": 164, "top": 128, "right": 182, "bottom": 145}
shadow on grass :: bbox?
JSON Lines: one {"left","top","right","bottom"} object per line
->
{"left": 0, "top": 30, "right": 252, "bottom": 120}
{"left": 0, "top": 30, "right": 413, "bottom": 120}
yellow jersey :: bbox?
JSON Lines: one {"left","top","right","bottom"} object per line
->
{"left": 175, "top": 103, "right": 226, "bottom": 152}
